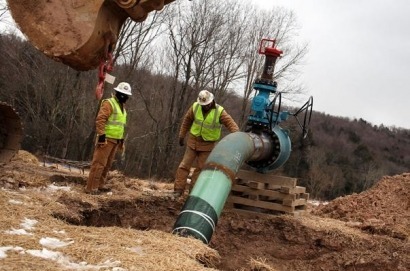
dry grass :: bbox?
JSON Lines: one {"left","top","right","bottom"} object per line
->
{"left": 11, "top": 150, "right": 39, "bottom": 164}
{"left": 294, "top": 214, "right": 373, "bottom": 241}
{"left": 0, "top": 187, "right": 220, "bottom": 271}
{"left": 249, "top": 257, "right": 277, "bottom": 271}
{"left": 2, "top": 151, "right": 409, "bottom": 271}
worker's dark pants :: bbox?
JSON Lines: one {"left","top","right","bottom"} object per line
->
{"left": 86, "top": 141, "right": 119, "bottom": 192}
{"left": 174, "top": 146, "right": 211, "bottom": 193}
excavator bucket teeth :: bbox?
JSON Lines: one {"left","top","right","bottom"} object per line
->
{"left": 7, "top": 0, "right": 175, "bottom": 71}
{"left": 0, "top": 102, "right": 23, "bottom": 163}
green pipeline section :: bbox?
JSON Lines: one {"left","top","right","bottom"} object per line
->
{"left": 172, "top": 132, "right": 254, "bottom": 243}
{"left": 172, "top": 130, "right": 291, "bottom": 244}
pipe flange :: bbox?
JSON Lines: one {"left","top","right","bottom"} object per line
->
{"left": 246, "top": 129, "right": 279, "bottom": 170}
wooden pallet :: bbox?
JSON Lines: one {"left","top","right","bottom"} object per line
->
{"left": 227, "top": 169, "right": 309, "bottom": 215}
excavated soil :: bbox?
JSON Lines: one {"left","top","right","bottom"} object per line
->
{"left": 0, "top": 151, "right": 409, "bottom": 271}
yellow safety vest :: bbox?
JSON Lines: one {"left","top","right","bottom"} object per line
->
{"left": 104, "top": 98, "right": 127, "bottom": 139}
{"left": 190, "top": 102, "right": 223, "bottom": 141}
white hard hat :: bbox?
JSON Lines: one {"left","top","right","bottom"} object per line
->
{"left": 114, "top": 82, "right": 132, "bottom": 96}
{"left": 197, "top": 90, "right": 214, "bottom": 105}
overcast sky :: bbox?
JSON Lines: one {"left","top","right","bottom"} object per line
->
{"left": 252, "top": 0, "right": 410, "bottom": 129}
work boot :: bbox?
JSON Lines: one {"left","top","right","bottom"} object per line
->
{"left": 98, "top": 187, "right": 111, "bottom": 192}
{"left": 84, "top": 189, "right": 101, "bottom": 195}
{"left": 171, "top": 190, "right": 183, "bottom": 199}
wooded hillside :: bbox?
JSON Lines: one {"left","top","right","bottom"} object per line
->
{"left": 284, "top": 112, "right": 410, "bottom": 200}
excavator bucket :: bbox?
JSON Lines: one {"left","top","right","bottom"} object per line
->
{"left": 0, "top": 102, "right": 23, "bottom": 163}
{"left": 7, "top": 0, "right": 175, "bottom": 71}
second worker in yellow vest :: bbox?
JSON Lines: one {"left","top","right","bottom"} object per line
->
{"left": 173, "top": 90, "right": 239, "bottom": 197}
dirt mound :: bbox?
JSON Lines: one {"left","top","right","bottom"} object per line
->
{"left": 312, "top": 173, "right": 410, "bottom": 240}
{"left": 11, "top": 150, "right": 39, "bottom": 164}
{"left": 0, "top": 152, "right": 409, "bottom": 271}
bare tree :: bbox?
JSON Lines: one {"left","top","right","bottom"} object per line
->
{"left": 0, "top": 34, "right": 96, "bottom": 160}
{"left": 237, "top": 6, "right": 309, "bottom": 126}
{"left": 141, "top": 0, "right": 251, "bottom": 177}
{"left": 114, "top": 12, "right": 167, "bottom": 78}
{"left": 0, "top": 0, "right": 8, "bottom": 22}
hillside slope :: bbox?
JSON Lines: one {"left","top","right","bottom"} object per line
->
{"left": 284, "top": 112, "right": 410, "bottom": 200}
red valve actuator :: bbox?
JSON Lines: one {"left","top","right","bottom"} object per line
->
{"left": 258, "top": 39, "right": 283, "bottom": 57}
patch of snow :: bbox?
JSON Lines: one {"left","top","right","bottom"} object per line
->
{"left": 53, "top": 230, "right": 66, "bottom": 235}
{"left": 8, "top": 199, "right": 23, "bottom": 205}
{"left": 309, "top": 200, "right": 329, "bottom": 206}
{"left": 127, "top": 246, "right": 144, "bottom": 255}
{"left": 47, "top": 183, "right": 71, "bottom": 192}
{"left": 40, "top": 237, "right": 74, "bottom": 249}
{"left": 0, "top": 246, "right": 24, "bottom": 259}
{"left": 5, "top": 218, "right": 37, "bottom": 235}
{"left": 4, "top": 228, "right": 33, "bottom": 235}
{"left": 21, "top": 218, "right": 38, "bottom": 230}
{"left": 0, "top": 246, "right": 13, "bottom": 259}
{"left": 26, "top": 248, "right": 123, "bottom": 270}
{"left": 26, "top": 248, "right": 64, "bottom": 261}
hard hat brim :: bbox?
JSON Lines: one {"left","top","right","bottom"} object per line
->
{"left": 114, "top": 87, "right": 132, "bottom": 96}
{"left": 197, "top": 99, "right": 212, "bottom": 105}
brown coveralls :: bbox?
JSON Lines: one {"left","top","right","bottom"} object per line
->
{"left": 174, "top": 103, "right": 239, "bottom": 193}
{"left": 85, "top": 100, "right": 125, "bottom": 193}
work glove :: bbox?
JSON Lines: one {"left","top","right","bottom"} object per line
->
{"left": 97, "top": 134, "right": 106, "bottom": 146}
{"left": 118, "top": 139, "right": 125, "bottom": 152}
{"left": 179, "top": 137, "right": 185, "bottom": 146}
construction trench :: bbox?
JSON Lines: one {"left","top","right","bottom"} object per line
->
{"left": 48, "top": 173, "right": 408, "bottom": 271}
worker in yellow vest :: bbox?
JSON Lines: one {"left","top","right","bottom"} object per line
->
{"left": 85, "top": 82, "right": 132, "bottom": 194}
{"left": 173, "top": 90, "right": 239, "bottom": 197}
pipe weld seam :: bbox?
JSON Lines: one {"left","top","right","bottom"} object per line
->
{"left": 203, "top": 162, "right": 236, "bottom": 183}
{"left": 172, "top": 227, "right": 209, "bottom": 244}
{"left": 179, "top": 210, "right": 216, "bottom": 230}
